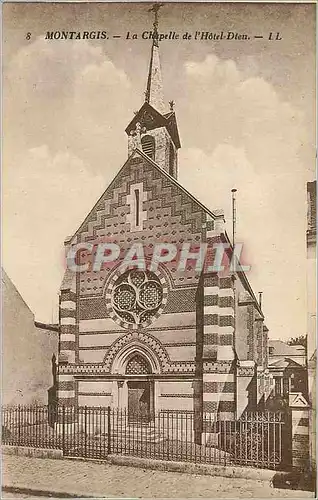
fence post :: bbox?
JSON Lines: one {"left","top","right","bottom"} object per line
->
{"left": 17, "top": 405, "right": 21, "bottom": 444}
{"left": 280, "top": 408, "right": 292, "bottom": 468}
{"left": 107, "top": 406, "right": 111, "bottom": 455}
{"left": 84, "top": 406, "right": 88, "bottom": 457}
{"left": 167, "top": 411, "right": 170, "bottom": 461}
{"left": 62, "top": 405, "right": 66, "bottom": 454}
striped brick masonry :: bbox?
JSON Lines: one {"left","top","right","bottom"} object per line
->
{"left": 202, "top": 368, "right": 235, "bottom": 419}
{"left": 201, "top": 273, "right": 236, "bottom": 421}
{"left": 200, "top": 361, "right": 235, "bottom": 446}
{"left": 58, "top": 277, "right": 77, "bottom": 406}
{"left": 57, "top": 374, "right": 76, "bottom": 407}
{"left": 202, "top": 274, "right": 235, "bottom": 362}
{"left": 289, "top": 392, "right": 310, "bottom": 470}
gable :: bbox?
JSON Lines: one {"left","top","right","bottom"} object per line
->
{"left": 68, "top": 149, "right": 219, "bottom": 297}
{"left": 126, "top": 103, "right": 181, "bottom": 149}
{"left": 268, "top": 357, "right": 303, "bottom": 369}
{"left": 126, "top": 103, "right": 166, "bottom": 134}
{"left": 289, "top": 392, "right": 309, "bottom": 408}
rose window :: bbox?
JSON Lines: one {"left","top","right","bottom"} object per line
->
{"left": 111, "top": 269, "right": 163, "bottom": 326}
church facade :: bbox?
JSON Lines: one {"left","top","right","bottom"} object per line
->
{"left": 57, "top": 16, "right": 271, "bottom": 425}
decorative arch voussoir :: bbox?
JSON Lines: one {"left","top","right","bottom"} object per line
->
{"left": 103, "top": 331, "right": 171, "bottom": 373}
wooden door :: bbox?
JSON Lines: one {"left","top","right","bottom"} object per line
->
{"left": 128, "top": 382, "right": 150, "bottom": 421}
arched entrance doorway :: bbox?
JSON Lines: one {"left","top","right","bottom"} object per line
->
{"left": 125, "top": 354, "right": 154, "bottom": 421}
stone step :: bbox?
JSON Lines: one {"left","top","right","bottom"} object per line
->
{"left": 94, "top": 428, "right": 166, "bottom": 444}
{"left": 113, "top": 428, "right": 164, "bottom": 442}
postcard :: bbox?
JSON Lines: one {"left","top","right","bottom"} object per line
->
{"left": 2, "top": 2, "right": 316, "bottom": 498}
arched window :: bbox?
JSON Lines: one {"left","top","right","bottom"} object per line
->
{"left": 126, "top": 354, "right": 151, "bottom": 375}
{"left": 141, "top": 135, "right": 155, "bottom": 160}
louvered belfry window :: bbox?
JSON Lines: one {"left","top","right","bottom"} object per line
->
{"left": 126, "top": 354, "right": 151, "bottom": 375}
{"left": 141, "top": 135, "right": 155, "bottom": 160}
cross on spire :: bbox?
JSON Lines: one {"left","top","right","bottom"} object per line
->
{"left": 125, "top": 3, "right": 181, "bottom": 175}
{"left": 145, "top": 3, "right": 165, "bottom": 112}
{"left": 148, "top": 3, "right": 164, "bottom": 46}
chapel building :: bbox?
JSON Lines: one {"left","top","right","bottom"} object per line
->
{"left": 57, "top": 13, "right": 271, "bottom": 429}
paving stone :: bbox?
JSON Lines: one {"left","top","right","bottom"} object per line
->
{"left": 2, "top": 455, "right": 315, "bottom": 498}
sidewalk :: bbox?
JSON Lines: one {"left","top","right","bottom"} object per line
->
{"left": 2, "top": 455, "right": 315, "bottom": 498}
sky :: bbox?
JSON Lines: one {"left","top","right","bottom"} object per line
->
{"left": 2, "top": 2, "right": 316, "bottom": 340}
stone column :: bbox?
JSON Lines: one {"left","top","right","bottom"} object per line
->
{"left": 58, "top": 289, "right": 76, "bottom": 406}
{"left": 202, "top": 273, "right": 236, "bottom": 420}
{"left": 117, "top": 380, "right": 124, "bottom": 408}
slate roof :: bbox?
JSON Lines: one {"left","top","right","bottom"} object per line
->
{"left": 268, "top": 339, "right": 305, "bottom": 357}
{"left": 125, "top": 102, "right": 181, "bottom": 149}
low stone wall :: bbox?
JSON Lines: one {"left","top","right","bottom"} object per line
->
{"left": 107, "top": 454, "right": 277, "bottom": 481}
{"left": 2, "top": 445, "right": 63, "bottom": 459}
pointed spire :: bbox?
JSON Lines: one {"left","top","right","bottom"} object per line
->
{"left": 145, "top": 4, "right": 165, "bottom": 114}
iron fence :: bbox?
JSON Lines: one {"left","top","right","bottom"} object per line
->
{"left": 2, "top": 405, "right": 60, "bottom": 450}
{"left": 2, "top": 405, "right": 287, "bottom": 470}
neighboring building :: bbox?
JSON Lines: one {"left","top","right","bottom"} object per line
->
{"left": 268, "top": 339, "right": 307, "bottom": 366}
{"left": 267, "top": 340, "right": 308, "bottom": 411}
{"left": 57, "top": 16, "right": 270, "bottom": 430}
{"left": 307, "top": 180, "right": 316, "bottom": 471}
{"left": 2, "top": 269, "right": 58, "bottom": 405}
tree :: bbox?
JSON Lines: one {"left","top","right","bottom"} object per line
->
{"left": 287, "top": 334, "right": 307, "bottom": 349}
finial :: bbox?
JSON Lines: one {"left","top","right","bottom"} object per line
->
{"left": 169, "top": 100, "right": 175, "bottom": 111}
{"left": 148, "top": 3, "right": 164, "bottom": 46}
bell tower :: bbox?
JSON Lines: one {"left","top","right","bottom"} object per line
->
{"left": 125, "top": 4, "right": 181, "bottom": 179}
